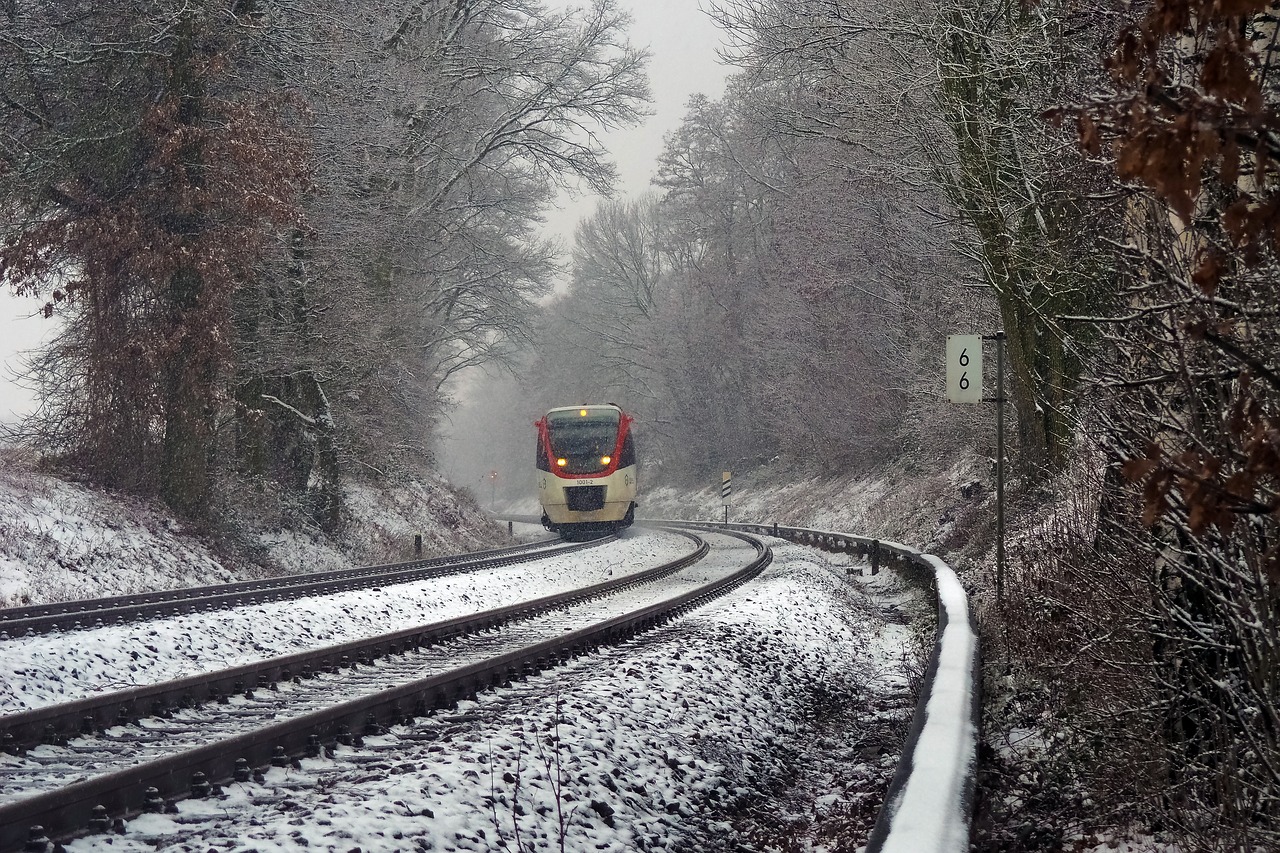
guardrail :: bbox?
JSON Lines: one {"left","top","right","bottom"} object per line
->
{"left": 647, "top": 519, "right": 980, "bottom": 853}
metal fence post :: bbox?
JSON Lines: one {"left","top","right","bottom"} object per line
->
{"left": 996, "top": 330, "right": 1006, "bottom": 606}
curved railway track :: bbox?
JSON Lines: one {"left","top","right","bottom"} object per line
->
{"left": 0, "top": 537, "right": 604, "bottom": 638}
{"left": 0, "top": 528, "right": 771, "bottom": 853}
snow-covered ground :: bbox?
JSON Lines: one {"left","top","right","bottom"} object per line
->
{"left": 0, "top": 450, "right": 1159, "bottom": 852}
{"left": 0, "top": 458, "right": 239, "bottom": 608}
{"left": 0, "top": 447, "right": 928, "bottom": 851}
{"left": 0, "top": 451, "right": 508, "bottom": 609}
{"left": 51, "top": 538, "right": 920, "bottom": 853}
{"left": 0, "top": 530, "right": 696, "bottom": 713}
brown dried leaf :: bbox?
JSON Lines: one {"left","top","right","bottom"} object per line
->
{"left": 1123, "top": 457, "right": 1159, "bottom": 481}
{"left": 1078, "top": 112, "right": 1101, "bottom": 155}
{"left": 1142, "top": 471, "right": 1174, "bottom": 526}
{"left": 1202, "top": 37, "right": 1258, "bottom": 107}
{"left": 1191, "top": 248, "right": 1223, "bottom": 296}
{"left": 1111, "top": 28, "right": 1143, "bottom": 81}
{"left": 1223, "top": 197, "right": 1255, "bottom": 245}
{"left": 1218, "top": 0, "right": 1272, "bottom": 18}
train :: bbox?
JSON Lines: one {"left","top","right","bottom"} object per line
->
{"left": 535, "top": 404, "right": 637, "bottom": 538}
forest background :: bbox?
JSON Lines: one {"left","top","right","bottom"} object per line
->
{"left": 2, "top": 0, "right": 1278, "bottom": 850}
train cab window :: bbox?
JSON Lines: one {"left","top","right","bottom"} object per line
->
{"left": 618, "top": 431, "right": 635, "bottom": 468}
{"left": 545, "top": 408, "right": 620, "bottom": 474}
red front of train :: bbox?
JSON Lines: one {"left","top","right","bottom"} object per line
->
{"left": 535, "top": 404, "right": 637, "bottom": 537}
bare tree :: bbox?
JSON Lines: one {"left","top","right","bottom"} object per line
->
{"left": 526, "top": 60, "right": 959, "bottom": 479}
{"left": 1068, "top": 0, "right": 1280, "bottom": 844}
{"left": 0, "top": 1, "right": 309, "bottom": 517}
{"left": 926, "top": 0, "right": 1122, "bottom": 475}
{"left": 328, "top": 0, "right": 649, "bottom": 472}
{"left": 2, "top": 0, "right": 651, "bottom": 527}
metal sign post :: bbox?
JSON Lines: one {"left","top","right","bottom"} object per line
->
{"left": 721, "top": 471, "right": 732, "bottom": 524}
{"left": 947, "top": 332, "right": 1006, "bottom": 606}
{"left": 984, "top": 331, "right": 1006, "bottom": 606}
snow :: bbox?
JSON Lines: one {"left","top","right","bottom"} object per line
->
{"left": 0, "top": 531, "right": 694, "bottom": 713}
{"left": 0, "top": 454, "right": 979, "bottom": 851}
{"left": 0, "top": 460, "right": 238, "bottom": 608}
{"left": 0, "top": 454, "right": 506, "bottom": 607}
{"left": 877, "top": 553, "right": 978, "bottom": 853}
{"left": 651, "top": 525, "right": 980, "bottom": 853}
{"left": 42, "top": 539, "right": 919, "bottom": 852}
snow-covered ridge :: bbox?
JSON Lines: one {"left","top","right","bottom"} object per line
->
{"left": 0, "top": 454, "right": 508, "bottom": 609}
{"left": 0, "top": 463, "right": 237, "bottom": 608}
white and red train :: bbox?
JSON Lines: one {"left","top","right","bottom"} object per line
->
{"left": 535, "top": 404, "right": 637, "bottom": 538}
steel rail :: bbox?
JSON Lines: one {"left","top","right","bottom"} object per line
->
{"left": 0, "top": 529, "right": 769, "bottom": 853}
{"left": 0, "top": 533, "right": 707, "bottom": 753}
{"left": 0, "top": 537, "right": 606, "bottom": 637}
{"left": 0, "top": 537, "right": 567, "bottom": 622}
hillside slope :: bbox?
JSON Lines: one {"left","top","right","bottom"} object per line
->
{"left": 0, "top": 450, "right": 512, "bottom": 608}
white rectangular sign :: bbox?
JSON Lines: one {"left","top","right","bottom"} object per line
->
{"left": 947, "top": 335, "right": 983, "bottom": 403}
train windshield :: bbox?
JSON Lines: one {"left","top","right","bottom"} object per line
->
{"left": 545, "top": 409, "right": 621, "bottom": 474}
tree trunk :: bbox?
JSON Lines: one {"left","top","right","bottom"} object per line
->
{"left": 162, "top": 266, "right": 214, "bottom": 517}
{"left": 159, "top": 13, "right": 213, "bottom": 519}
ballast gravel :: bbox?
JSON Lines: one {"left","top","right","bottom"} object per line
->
{"left": 50, "top": 540, "right": 919, "bottom": 852}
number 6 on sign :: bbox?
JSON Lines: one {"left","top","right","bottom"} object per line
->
{"left": 946, "top": 335, "right": 983, "bottom": 403}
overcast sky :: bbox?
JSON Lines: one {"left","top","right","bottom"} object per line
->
{"left": 0, "top": 1, "right": 730, "bottom": 425}
{"left": 0, "top": 293, "right": 51, "bottom": 424}
{"left": 540, "top": 0, "right": 730, "bottom": 244}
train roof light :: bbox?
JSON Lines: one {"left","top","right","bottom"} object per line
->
{"left": 579, "top": 409, "right": 588, "bottom": 416}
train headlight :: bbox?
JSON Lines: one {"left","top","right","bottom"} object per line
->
{"left": 601, "top": 455, "right": 612, "bottom": 465}
{"left": 579, "top": 409, "right": 588, "bottom": 416}
{"left": 556, "top": 457, "right": 567, "bottom": 467}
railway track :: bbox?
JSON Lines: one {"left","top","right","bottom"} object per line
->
{"left": 0, "top": 536, "right": 602, "bottom": 638}
{"left": 0, "top": 528, "right": 771, "bottom": 853}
